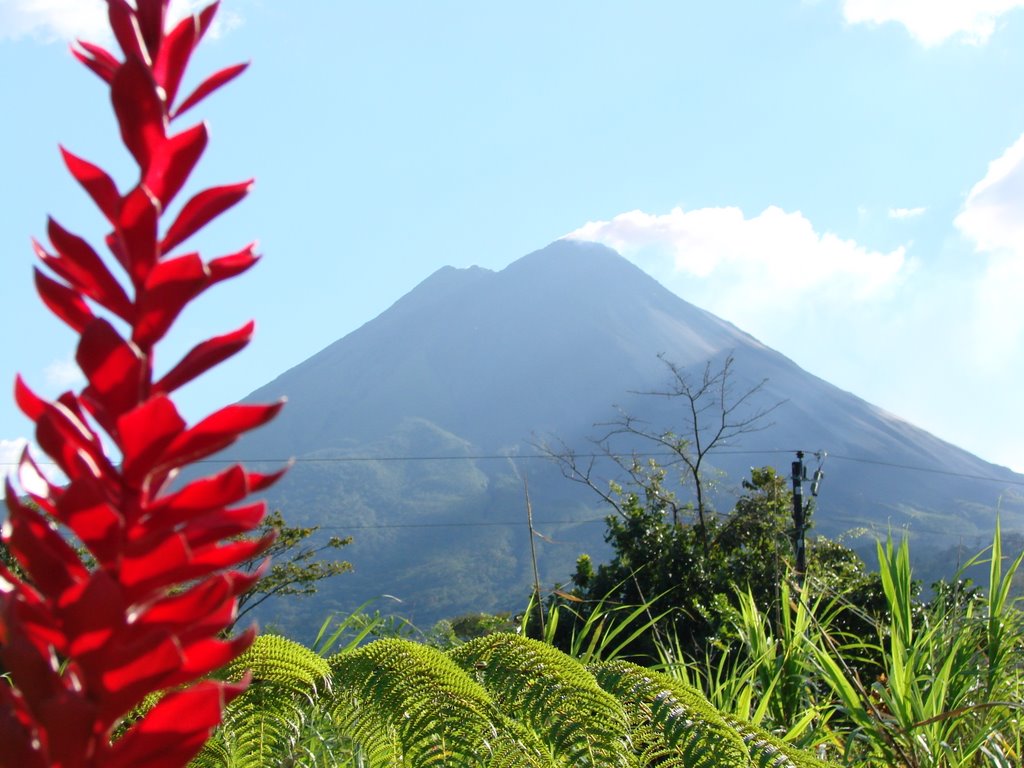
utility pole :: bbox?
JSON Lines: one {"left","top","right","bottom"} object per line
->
{"left": 791, "top": 451, "right": 807, "bottom": 588}
{"left": 524, "top": 475, "right": 545, "bottom": 639}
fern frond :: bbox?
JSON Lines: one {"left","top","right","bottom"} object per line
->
{"left": 591, "top": 659, "right": 751, "bottom": 767}
{"left": 592, "top": 660, "right": 837, "bottom": 768}
{"left": 450, "top": 633, "right": 631, "bottom": 767}
{"left": 331, "top": 638, "right": 553, "bottom": 767}
{"left": 191, "top": 634, "right": 331, "bottom": 768}
{"left": 721, "top": 713, "right": 836, "bottom": 768}
{"left": 224, "top": 633, "right": 332, "bottom": 694}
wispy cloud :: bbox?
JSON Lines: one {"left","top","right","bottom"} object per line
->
{"left": 0, "top": 0, "right": 240, "bottom": 44}
{"left": 842, "top": 0, "right": 1024, "bottom": 46}
{"left": 954, "top": 131, "right": 1024, "bottom": 371}
{"left": 0, "top": 0, "right": 108, "bottom": 43}
{"left": 888, "top": 206, "right": 926, "bottom": 219}
{"left": 565, "top": 205, "right": 910, "bottom": 326}
{"left": 563, "top": 205, "right": 921, "bottom": 413}
{"left": 44, "top": 358, "right": 84, "bottom": 391}
{"left": 955, "top": 132, "right": 1024, "bottom": 253}
{"left": 562, "top": 199, "right": 1024, "bottom": 471}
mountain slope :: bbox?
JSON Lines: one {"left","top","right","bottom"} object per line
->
{"left": 238, "top": 240, "right": 1023, "bottom": 629}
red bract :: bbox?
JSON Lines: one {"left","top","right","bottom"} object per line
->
{"left": 0, "top": 2, "right": 282, "bottom": 765}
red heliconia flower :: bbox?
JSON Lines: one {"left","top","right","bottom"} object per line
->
{"left": 0, "top": 2, "right": 284, "bottom": 765}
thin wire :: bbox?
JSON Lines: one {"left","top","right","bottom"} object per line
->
{"left": 4, "top": 448, "right": 1021, "bottom": 486}
{"left": 826, "top": 452, "right": 1024, "bottom": 485}
{"left": 330, "top": 517, "right": 607, "bottom": 531}
{"left": 193, "top": 450, "right": 1024, "bottom": 487}
{"left": 291, "top": 504, "right": 1011, "bottom": 539}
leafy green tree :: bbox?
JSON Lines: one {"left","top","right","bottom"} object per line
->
{"left": 233, "top": 510, "right": 353, "bottom": 628}
{"left": 0, "top": 510, "right": 352, "bottom": 637}
{"left": 0, "top": 510, "right": 351, "bottom": 617}
{"left": 558, "top": 466, "right": 884, "bottom": 664}
{"left": 711, "top": 466, "right": 793, "bottom": 609}
{"left": 547, "top": 354, "right": 781, "bottom": 556}
{"left": 560, "top": 466, "right": 776, "bottom": 659}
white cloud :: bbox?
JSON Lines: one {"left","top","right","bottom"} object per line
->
{"left": 955, "top": 133, "right": 1024, "bottom": 253}
{"left": 202, "top": 6, "right": 243, "bottom": 39}
{"left": 0, "top": 0, "right": 238, "bottom": 44}
{"left": 0, "top": 0, "right": 108, "bottom": 43}
{"left": 563, "top": 202, "right": 1024, "bottom": 473}
{"left": 955, "top": 132, "right": 1024, "bottom": 370}
{"left": 564, "top": 206, "right": 916, "bottom": 428}
{"left": 842, "top": 0, "right": 1024, "bottom": 46}
{"left": 888, "top": 206, "right": 926, "bottom": 219}
{"left": 44, "top": 358, "right": 84, "bottom": 391}
{"left": 566, "top": 205, "right": 910, "bottom": 325}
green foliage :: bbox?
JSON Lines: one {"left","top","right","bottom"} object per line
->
{"left": 521, "top": 585, "right": 673, "bottom": 664}
{"left": 449, "top": 634, "right": 631, "bottom": 766}
{"left": 235, "top": 509, "right": 352, "bottom": 627}
{"left": 802, "top": 535, "right": 887, "bottom": 672}
{"left": 0, "top": 537, "right": 26, "bottom": 582}
{"left": 650, "top": 525, "right": 1024, "bottom": 766}
{"left": 193, "top": 627, "right": 835, "bottom": 767}
{"left": 446, "top": 611, "right": 520, "bottom": 644}
{"left": 810, "top": 527, "right": 1024, "bottom": 767}
{"left": 718, "top": 713, "right": 835, "bottom": 768}
{"left": 187, "top": 524, "right": 1024, "bottom": 767}
{"left": 592, "top": 658, "right": 835, "bottom": 767}
{"left": 562, "top": 460, "right": 720, "bottom": 658}
{"left": 590, "top": 659, "right": 750, "bottom": 766}
{"left": 308, "top": 599, "right": 410, "bottom": 656}
{"left": 554, "top": 463, "right": 892, "bottom": 684}
{"left": 192, "top": 634, "right": 331, "bottom": 768}
{"left": 578, "top": 480, "right": 1024, "bottom": 768}
{"left": 226, "top": 634, "right": 332, "bottom": 690}
{"left": 660, "top": 577, "right": 850, "bottom": 754}
{"left": 330, "top": 637, "right": 552, "bottom": 767}
{"left": 728, "top": 582, "right": 821, "bottom": 729}
{"left": 560, "top": 466, "right": 878, "bottom": 662}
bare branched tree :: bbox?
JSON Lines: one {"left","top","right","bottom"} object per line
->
{"left": 537, "top": 434, "right": 632, "bottom": 517}
{"left": 541, "top": 353, "right": 782, "bottom": 557}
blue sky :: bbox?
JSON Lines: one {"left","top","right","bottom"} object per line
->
{"left": 1, "top": 0, "right": 1023, "bottom": 476}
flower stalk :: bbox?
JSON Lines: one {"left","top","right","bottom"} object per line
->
{"left": 0, "top": 2, "right": 282, "bottom": 765}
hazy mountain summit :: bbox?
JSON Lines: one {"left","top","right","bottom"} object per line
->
{"left": 251, "top": 240, "right": 772, "bottom": 448}
{"left": 239, "top": 240, "right": 1023, "bottom": 626}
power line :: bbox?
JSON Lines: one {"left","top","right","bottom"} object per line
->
{"left": 3, "top": 448, "right": 1022, "bottom": 486}
{"left": 276, "top": 513, "right": 996, "bottom": 540}
{"left": 825, "top": 452, "right": 1024, "bottom": 485}
{"left": 225, "top": 450, "right": 1024, "bottom": 485}
{"left": 180, "top": 450, "right": 1024, "bottom": 487}
{"left": 327, "top": 518, "right": 607, "bottom": 531}
{"left": 320, "top": 501, "right": 1015, "bottom": 538}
